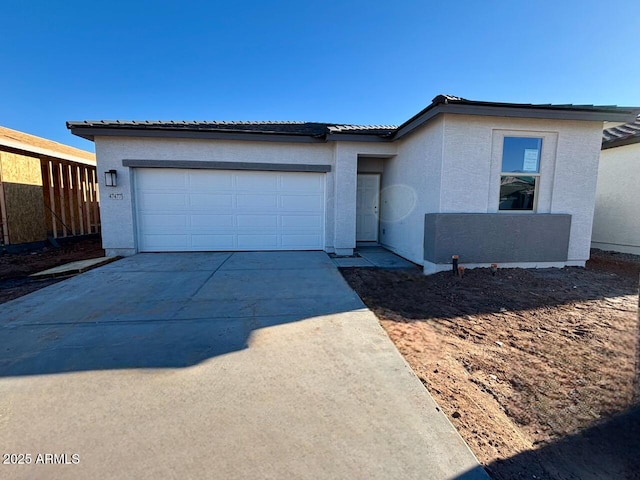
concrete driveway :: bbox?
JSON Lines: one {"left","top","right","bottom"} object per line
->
{"left": 0, "top": 252, "right": 487, "bottom": 480}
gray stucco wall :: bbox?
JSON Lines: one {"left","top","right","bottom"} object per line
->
{"left": 424, "top": 213, "right": 572, "bottom": 264}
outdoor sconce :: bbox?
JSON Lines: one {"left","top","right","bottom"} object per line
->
{"left": 104, "top": 170, "right": 117, "bottom": 187}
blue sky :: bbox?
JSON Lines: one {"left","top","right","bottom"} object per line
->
{"left": 1, "top": 0, "right": 638, "bottom": 152}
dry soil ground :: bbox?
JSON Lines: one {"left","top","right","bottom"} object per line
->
{"left": 342, "top": 254, "right": 639, "bottom": 480}
{"left": 0, "top": 236, "right": 104, "bottom": 304}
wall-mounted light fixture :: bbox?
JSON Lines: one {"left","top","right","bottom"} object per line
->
{"left": 104, "top": 170, "right": 117, "bottom": 187}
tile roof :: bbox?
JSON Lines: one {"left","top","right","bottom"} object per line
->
{"left": 67, "top": 120, "right": 396, "bottom": 138}
{"left": 68, "top": 95, "right": 640, "bottom": 143}
{"left": 0, "top": 125, "right": 95, "bottom": 163}
{"left": 429, "top": 94, "right": 628, "bottom": 112}
{"left": 327, "top": 124, "right": 397, "bottom": 134}
{"left": 602, "top": 115, "right": 640, "bottom": 149}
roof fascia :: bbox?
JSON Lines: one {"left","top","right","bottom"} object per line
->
{"left": 69, "top": 127, "right": 328, "bottom": 144}
{"left": 122, "top": 159, "right": 331, "bottom": 172}
{"left": 324, "top": 133, "right": 393, "bottom": 142}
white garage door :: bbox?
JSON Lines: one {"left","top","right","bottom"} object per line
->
{"left": 135, "top": 168, "right": 325, "bottom": 251}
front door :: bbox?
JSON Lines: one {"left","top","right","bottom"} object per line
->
{"left": 356, "top": 174, "right": 380, "bottom": 242}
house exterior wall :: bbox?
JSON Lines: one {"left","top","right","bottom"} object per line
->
{"left": 93, "top": 115, "right": 605, "bottom": 265}
{"left": 332, "top": 142, "right": 397, "bottom": 255}
{"left": 379, "top": 117, "right": 444, "bottom": 264}
{"left": 592, "top": 143, "right": 640, "bottom": 254}
{"left": 94, "top": 136, "right": 393, "bottom": 256}
{"left": 426, "top": 115, "right": 603, "bottom": 271}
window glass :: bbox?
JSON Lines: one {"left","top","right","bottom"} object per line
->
{"left": 499, "top": 176, "right": 536, "bottom": 210}
{"left": 502, "top": 137, "right": 542, "bottom": 173}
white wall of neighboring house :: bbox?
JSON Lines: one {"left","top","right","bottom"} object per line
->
{"left": 592, "top": 143, "right": 640, "bottom": 255}
{"left": 437, "top": 115, "right": 603, "bottom": 266}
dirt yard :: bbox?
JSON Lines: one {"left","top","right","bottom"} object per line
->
{"left": 0, "top": 237, "right": 104, "bottom": 304}
{"left": 341, "top": 255, "right": 639, "bottom": 480}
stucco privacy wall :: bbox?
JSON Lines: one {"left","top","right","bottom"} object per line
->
{"left": 94, "top": 136, "right": 336, "bottom": 255}
{"left": 380, "top": 117, "right": 444, "bottom": 264}
{"left": 592, "top": 144, "right": 640, "bottom": 254}
{"left": 439, "top": 115, "right": 603, "bottom": 265}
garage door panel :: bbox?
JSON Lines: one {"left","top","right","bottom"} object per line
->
{"left": 138, "top": 170, "right": 188, "bottom": 189}
{"left": 237, "top": 194, "right": 277, "bottom": 208}
{"left": 237, "top": 215, "right": 278, "bottom": 228}
{"left": 189, "top": 172, "right": 233, "bottom": 189}
{"left": 191, "top": 215, "right": 234, "bottom": 229}
{"left": 281, "top": 215, "right": 323, "bottom": 228}
{"left": 136, "top": 169, "right": 325, "bottom": 252}
{"left": 281, "top": 234, "right": 323, "bottom": 248}
{"left": 141, "top": 234, "right": 190, "bottom": 250}
{"left": 280, "top": 174, "right": 323, "bottom": 192}
{"left": 280, "top": 194, "right": 323, "bottom": 211}
{"left": 237, "top": 234, "right": 278, "bottom": 249}
{"left": 138, "top": 193, "right": 188, "bottom": 210}
{"left": 139, "top": 214, "right": 188, "bottom": 231}
{"left": 189, "top": 193, "right": 234, "bottom": 209}
{"left": 191, "top": 234, "right": 235, "bottom": 249}
{"left": 236, "top": 173, "right": 278, "bottom": 190}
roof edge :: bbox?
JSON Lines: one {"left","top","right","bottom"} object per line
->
{"left": 602, "top": 135, "right": 640, "bottom": 150}
{"left": 68, "top": 96, "right": 640, "bottom": 144}
{"left": 393, "top": 97, "right": 640, "bottom": 140}
{"left": 0, "top": 137, "right": 96, "bottom": 165}
{"left": 67, "top": 126, "right": 330, "bottom": 144}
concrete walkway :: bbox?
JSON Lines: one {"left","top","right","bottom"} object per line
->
{"left": 331, "top": 246, "right": 418, "bottom": 269}
{"left": 0, "top": 252, "right": 487, "bottom": 480}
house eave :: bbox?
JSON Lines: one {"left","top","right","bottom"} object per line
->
{"left": 393, "top": 104, "right": 639, "bottom": 140}
{"left": 67, "top": 127, "right": 329, "bottom": 144}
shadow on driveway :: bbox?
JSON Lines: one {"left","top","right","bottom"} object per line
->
{"left": 0, "top": 251, "right": 365, "bottom": 377}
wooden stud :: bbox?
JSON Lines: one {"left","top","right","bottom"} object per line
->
{"left": 58, "top": 162, "right": 67, "bottom": 237}
{"left": 83, "top": 167, "right": 91, "bottom": 234}
{"left": 67, "top": 164, "right": 76, "bottom": 236}
{"left": 48, "top": 160, "right": 57, "bottom": 238}
{"left": 0, "top": 155, "right": 10, "bottom": 245}
{"left": 91, "top": 169, "right": 99, "bottom": 233}
{"left": 76, "top": 165, "right": 85, "bottom": 235}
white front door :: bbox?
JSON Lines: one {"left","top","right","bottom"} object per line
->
{"left": 135, "top": 168, "right": 325, "bottom": 251}
{"left": 356, "top": 174, "right": 380, "bottom": 242}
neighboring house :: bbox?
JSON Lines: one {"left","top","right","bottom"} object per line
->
{"left": 592, "top": 115, "right": 640, "bottom": 255}
{"left": 0, "top": 126, "right": 100, "bottom": 250}
{"left": 67, "top": 95, "right": 638, "bottom": 274}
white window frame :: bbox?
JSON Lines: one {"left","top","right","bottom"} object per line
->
{"left": 498, "top": 136, "right": 543, "bottom": 214}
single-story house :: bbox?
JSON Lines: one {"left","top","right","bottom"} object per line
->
{"left": 591, "top": 115, "right": 640, "bottom": 255}
{"left": 67, "top": 95, "right": 639, "bottom": 273}
{"left": 0, "top": 126, "right": 99, "bottom": 250}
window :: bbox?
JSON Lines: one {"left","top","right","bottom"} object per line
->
{"left": 499, "top": 137, "right": 542, "bottom": 211}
